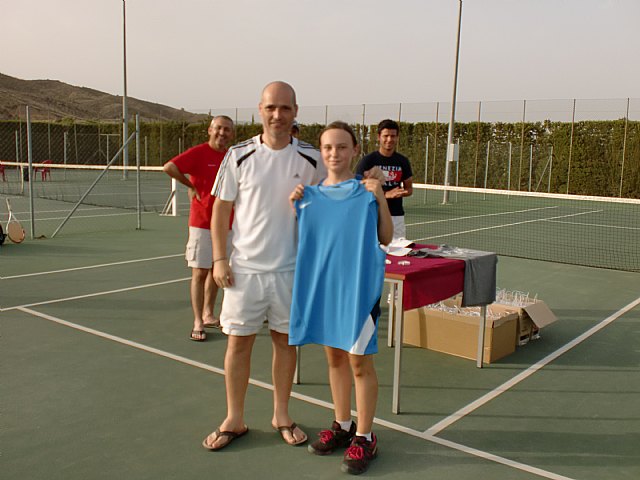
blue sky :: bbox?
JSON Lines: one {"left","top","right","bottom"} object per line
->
{"left": 2, "top": 0, "right": 639, "bottom": 114}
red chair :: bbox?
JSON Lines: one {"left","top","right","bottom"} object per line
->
{"left": 39, "top": 160, "right": 52, "bottom": 181}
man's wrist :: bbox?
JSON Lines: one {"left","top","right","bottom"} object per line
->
{"left": 213, "top": 257, "right": 227, "bottom": 263}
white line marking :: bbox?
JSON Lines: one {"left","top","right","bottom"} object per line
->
{"left": 425, "top": 435, "right": 577, "bottom": 480}
{"left": 16, "top": 305, "right": 578, "bottom": 480}
{"left": 1, "top": 277, "right": 190, "bottom": 312}
{"left": 546, "top": 219, "right": 640, "bottom": 231}
{"left": 2, "top": 254, "right": 183, "bottom": 280}
{"left": 406, "top": 205, "right": 558, "bottom": 227}
{"left": 23, "top": 211, "right": 158, "bottom": 221}
{"left": 413, "top": 182, "right": 640, "bottom": 205}
{"left": 414, "top": 209, "right": 603, "bottom": 242}
{"left": 425, "top": 295, "right": 640, "bottom": 437}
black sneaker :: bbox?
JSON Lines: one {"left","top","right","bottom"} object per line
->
{"left": 341, "top": 433, "right": 378, "bottom": 475}
{"left": 308, "top": 421, "right": 356, "bottom": 455}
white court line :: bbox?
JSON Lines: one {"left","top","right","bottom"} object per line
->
{"left": 17, "top": 305, "right": 576, "bottom": 480}
{"left": 406, "top": 205, "right": 558, "bottom": 227}
{"left": 546, "top": 219, "right": 640, "bottom": 230}
{"left": 1, "top": 277, "right": 190, "bottom": 312}
{"left": 28, "top": 211, "right": 158, "bottom": 221}
{"left": 14, "top": 206, "right": 124, "bottom": 215}
{"left": 425, "top": 294, "right": 640, "bottom": 437}
{"left": 414, "top": 209, "right": 602, "bottom": 242}
{"left": 425, "top": 435, "right": 576, "bottom": 480}
{"left": 2, "top": 254, "right": 183, "bottom": 280}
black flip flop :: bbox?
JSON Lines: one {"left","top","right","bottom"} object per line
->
{"left": 202, "top": 427, "right": 249, "bottom": 451}
{"left": 190, "top": 330, "right": 206, "bottom": 341}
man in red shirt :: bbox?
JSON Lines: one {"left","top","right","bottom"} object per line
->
{"left": 163, "top": 116, "right": 234, "bottom": 341}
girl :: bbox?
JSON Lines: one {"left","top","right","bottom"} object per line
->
{"left": 289, "top": 121, "right": 392, "bottom": 475}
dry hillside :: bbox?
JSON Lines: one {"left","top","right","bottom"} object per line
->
{"left": 0, "top": 72, "right": 207, "bottom": 123}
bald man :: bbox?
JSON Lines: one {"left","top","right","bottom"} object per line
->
{"left": 203, "top": 82, "right": 325, "bottom": 451}
{"left": 163, "top": 116, "right": 234, "bottom": 341}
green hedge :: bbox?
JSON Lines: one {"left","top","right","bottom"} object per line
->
{"left": 1, "top": 118, "right": 638, "bottom": 198}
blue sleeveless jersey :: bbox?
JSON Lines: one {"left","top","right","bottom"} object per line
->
{"left": 289, "top": 178, "right": 386, "bottom": 355}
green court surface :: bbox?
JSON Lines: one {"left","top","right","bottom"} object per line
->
{"left": 2, "top": 211, "right": 640, "bottom": 480}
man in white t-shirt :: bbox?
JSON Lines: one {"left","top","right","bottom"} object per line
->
{"left": 202, "top": 81, "right": 324, "bottom": 451}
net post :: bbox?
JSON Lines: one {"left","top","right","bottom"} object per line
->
{"left": 171, "top": 179, "right": 178, "bottom": 216}
{"left": 26, "top": 106, "right": 35, "bottom": 239}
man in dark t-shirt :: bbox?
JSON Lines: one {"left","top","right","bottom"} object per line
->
{"left": 355, "top": 119, "right": 413, "bottom": 239}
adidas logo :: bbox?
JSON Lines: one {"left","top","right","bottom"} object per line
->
{"left": 293, "top": 173, "right": 300, "bottom": 178}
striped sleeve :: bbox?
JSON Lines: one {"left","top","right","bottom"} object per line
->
{"left": 211, "top": 148, "right": 237, "bottom": 201}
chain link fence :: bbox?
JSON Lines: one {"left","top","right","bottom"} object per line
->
{"left": 1, "top": 98, "right": 639, "bottom": 242}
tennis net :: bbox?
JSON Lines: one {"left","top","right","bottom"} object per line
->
{"left": 0, "top": 161, "right": 189, "bottom": 237}
{"left": 406, "top": 184, "right": 640, "bottom": 272}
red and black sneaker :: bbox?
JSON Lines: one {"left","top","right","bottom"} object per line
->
{"left": 341, "top": 433, "right": 378, "bottom": 475}
{"left": 308, "top": 421, "right": 356, "bottom": 455}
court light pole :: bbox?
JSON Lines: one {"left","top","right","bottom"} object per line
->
{"left": 442, "top": 0, "right": 463, "bottom": 204}
{"left": 122, "top": 0, "right": 129, "bottom": 179}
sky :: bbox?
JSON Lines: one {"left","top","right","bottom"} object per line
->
{"left": 2, "top": 0, "right": 639, "bottom": 118}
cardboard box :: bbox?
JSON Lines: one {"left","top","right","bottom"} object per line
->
{"left": 490, "top": 301, "right": 557, "bottom": 346}
{"left": 402, "top": 306, "right": 518, "bottom": 363}
{"left": 438, "top": 294, "right": 558, "bottom": 346}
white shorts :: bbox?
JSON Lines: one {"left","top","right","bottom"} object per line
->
{"left": 391, "top": 215, "right": 406, "bottom": 240}
{"left": 220, "top": 271, "right": 294, "bottom": 336}
{"left": 186, "top": 227, "right": 233, "bottom": 269}
{"left": 186, "top": 227, "right": 212, "bottom": 269}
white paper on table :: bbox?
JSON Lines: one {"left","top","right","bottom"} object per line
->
{"left": 387, "top": 246, "right": 413, "bottom": 257}
{"left": 389, "top": 238, "right": 413, "bottom": 248}
{"left": 380, "top": 237, "right": 414, "bottom": 256}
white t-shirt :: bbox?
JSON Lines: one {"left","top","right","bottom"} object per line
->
{"left": 212, "top": 135, "right": 324, "bottom": 273}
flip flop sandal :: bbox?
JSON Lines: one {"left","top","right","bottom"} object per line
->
{"left": 190, "top": 330, "right": 206, "bottom": 341}
{"left": 273, "top": 422, "right": 308, "bottom": 446}
{"left": 202, "top": 427, "right": 249, "bottom": 451}
{"left": 202, "top": 320, "right": 221, "bottom": 329}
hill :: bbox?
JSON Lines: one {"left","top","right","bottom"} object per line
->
{"left": 0, "top": 72, "right": 207, "bottom": 123}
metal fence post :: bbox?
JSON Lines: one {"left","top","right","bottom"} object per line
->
{"left": 518, "top": 99, "right": 526, "bottom": 191}
{"left": 548, "top": 145, "right": 554, "bottom": 193}
{"left": 483, "top": 140, "right": 490, "bottom": 199}
{"left": 566, "top": 99, "right": 576, "bottom": 194}
{"left": 136, "top": 115, "right": 141, "bottom": 229}
{"left": 619, "top": 97, "right": 630, "bottom": 197}
{"left": 528, "top": 144, "right": 533, "bottom": 192}
{"left": 423, "top": 136, "right": 429, "bottom": 204}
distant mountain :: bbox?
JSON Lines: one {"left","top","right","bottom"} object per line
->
{"left": 0, "top": 73, "right": 208, "bottom": 123}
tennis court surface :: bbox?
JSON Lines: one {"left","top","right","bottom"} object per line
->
{"left": 2, "top": 199, "right": 640, "bottom": 479}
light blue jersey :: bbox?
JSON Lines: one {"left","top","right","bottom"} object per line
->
{"left": 289, "top": 178, "right": 385, "bottom": 355}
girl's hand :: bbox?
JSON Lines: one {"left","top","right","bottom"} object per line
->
{"left": 361, "top": 178, "right": 385, "bottom": 204}
{"left": 289, "top": 183, "right": 305, "bottom": 211}
{"left": 363, "top": 166, "right": 385, "bottom": 183}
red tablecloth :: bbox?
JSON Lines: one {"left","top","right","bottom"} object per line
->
{"left": 385, "top": 244, "right": 465, "bottom": 311}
